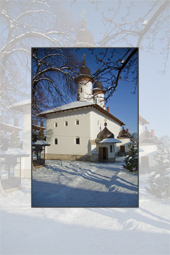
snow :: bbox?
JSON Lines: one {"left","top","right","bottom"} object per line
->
{"left": 39, "top": 101, "right": 95, "bottom": 115}
{"left": 8, "top": 98, "right": 31, "bottom": 109}
{"left": 0, "top": 160, "right": 170, "bottom": 255}
{"left": 32, "top": 158, "right": 138, "bottom": 207}
{"left": 32, "top": 140, "right": 50, "bottom": 146}
{"left": 0, "top": 147, "right": 28, "bottom": 157}
{"left": 99, "top": 138, "right": 122, "bottom": 143}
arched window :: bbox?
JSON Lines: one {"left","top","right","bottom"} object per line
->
{"left": 76, "top": 120, "right": 79, "bottom": 125}
{"left": 64, "top": 121, "right": 68, "bottom": 126}
{"left": 75, "top": 137, "right": 80, "bottom": 144}
{"left": 54, "top": 138, "right": 58, "bottom": 145}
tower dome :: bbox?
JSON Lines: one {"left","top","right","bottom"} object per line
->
{"left": 92, "top": 76, "right": 106, "bottom": 109}
{"left": 74, "top": 19, "right": 95, "bottom": 47}
{"left": 74, "top": 59, "right": 95, "bottom": 84}
{"left": 93, "top": 77, "right": 104, "bottom": 90}
{"left": 97, "top": 122, "right": 114, "bottom": 140}
{"left": 79, "top": 59, "right": 91, "bottom": 75}
{"left": 74, "top": 58, "right": 94, "bottom": 102}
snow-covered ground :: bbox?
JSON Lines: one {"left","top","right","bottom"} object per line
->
{"left": 32, "top": 158, "right": 138, "bottom": 207}
{"left": 0, "top": 159, "right": 170, "bottom": 254}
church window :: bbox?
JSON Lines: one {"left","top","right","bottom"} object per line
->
{"left": 54, "top": 138, "right": 58, "bottom": 145}
{"left": 76, "top": 120, "right": 79, "bottom": 125}
{"left": 64, "top": 121, "right": 68, "bottom": 126}
{"left": 110, "top": 145, "right": 112, "bottom": 153}
{"left": 54, "top": 122, "right": 57, "bottom": 127}
{"left": 76, "top": 137, "right": 80, "bottom": 144}
{"left": 81, "top": 87, "right": 83, "bottom": 93}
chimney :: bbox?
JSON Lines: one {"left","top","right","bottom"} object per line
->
{"left": 151, "top": 129, "right": 155, "bottom": 137}
{"left": 126, "top": 129, "right": 129, "bottom": 133}
{"left": 107, "top": 107, "right": 109, "bottom": 113}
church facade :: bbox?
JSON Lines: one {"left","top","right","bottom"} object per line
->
{"left": 39, "top": 60, "right": 131, "bottom": 162}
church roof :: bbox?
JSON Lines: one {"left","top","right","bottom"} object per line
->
{"left": 0, "top": 123, "right": 22, "bottom": 132}
{"left": 38, "top": 101, "right": 125, "bottom": 126}
{"left": 97, "top": 123, "right": 114, "bottom": 139}
{"left": 0, "top": 148, "right": 29, "bottom": 157}
{"left": 74, "top": 19, "right": 95, "bottom": 47}
{"left": 32, "top": 140, "right": 50, "bottom": 146}
{"left": 139, "top": 127, "right": 158, "bottom": 144}
{"left": 117, "top": 127, "right": 132, "bottom": 138}
{"left": 139, "top": 115, "right": 149, "bottom": 125}
{"left": 8, "top": 98, "right": 31, "bottom": 111}
{"left": 95, "top": 123, "right": 122, "bottom": 143}
{"left": 93, "top": 77, "right": 104, "bottom": 90}
{"left": 99, "top": 138, "right": 122, "bottom": 144}
{"left": 74, "top": 60, "right": 95, "bottom": 84}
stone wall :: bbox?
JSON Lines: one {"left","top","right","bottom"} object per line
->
{"left": 46, "top": 154, "right": 92, "bottom": 162}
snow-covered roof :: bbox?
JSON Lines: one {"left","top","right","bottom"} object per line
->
{"left": 32, "top": 140, "right": 50, "bottom": 146}
{"left": 8, "top": 98, "right": 31, "bottom": 111}
{"left": 32, "top": 125, "right": 45, "bottom": 131}
{"left": 139, "top": 115, "right": 149, "bottom": 125}
{"left": 0, "top": 123, "right": 22, "bottom": 132}
{"left": 0, "top": 148, "right": 29, "bottom": 157}
{"left": 99, "top": 138, "right": 122, "bottom": 144}
{"left": 39, "top": 101, "right": 95, "bottom": 116}
{"left": 39, "top": 101, "right": 125, "bottom": 126}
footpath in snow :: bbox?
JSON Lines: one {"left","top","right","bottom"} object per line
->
{"left": 0, "top": 162, "right": 169, "bottom": 255}
{"left": 32, "top": 158, "right": 138, "bottom": 207}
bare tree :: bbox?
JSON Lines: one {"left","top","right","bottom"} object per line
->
{"left": 32, "top": 48, "right": 81, "bottom": 123}
{"left": 99, "top": 0, "right": 169, "bottom": 70}
{"left": 89, "top": 48, "right": 138, "bottom": 102}
{"left": 0, "top": 0, "right": 77, "bottom": 115}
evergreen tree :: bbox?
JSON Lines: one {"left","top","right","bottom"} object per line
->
{"left": 37, "top": 121, "right": 45, "bottom": 140}
{"left": 123, "top": 139, "right": 138, "bottom": 172}
{"left": 10, "top": 118, "right": 20, "bottom": 148}
{"left": 146, "top": 136, "right": 170, "bottom": 199}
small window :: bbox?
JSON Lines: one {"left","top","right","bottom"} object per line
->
{"left": 76, "top": 120, "right": 79, "bottom": 125}
{"left": 110, "top": 145, "right": 112, "bottom": 153}
{"left": 76, "top": 137, "right": 80, "bottom": 145}
{"left": 64, "top": 121, "right": 68, "bottom": 126}
{"left": 81, "top": 87, "right": 83, "bottom": 93}
{"left": 54, "top": 138, "right": 58, "bottom": 144}
{"left": 54, "top": 122, "right": 57, "bottom": 127}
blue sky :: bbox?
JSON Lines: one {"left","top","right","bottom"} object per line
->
{"left": 65, "top": 1, "right": 169, "bottom": 138}
{"left": 69, "top": 48, "right": 138, "bottom": 134}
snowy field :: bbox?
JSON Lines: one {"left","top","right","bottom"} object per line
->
{"left": 32, "top": 158, "right": 138, "bottom": 207}
{"left": 0, "top": 160, "right": 170, "bottom": 254}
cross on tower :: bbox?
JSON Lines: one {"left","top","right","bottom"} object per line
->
{"left": 82, "top": 53, "right": 86, "bottom": 65}
{"left": 80, "top": 9, "right": 87, "bottom": 19}
{"left": 82, "top": 53, "right": 86, "bottom": 60}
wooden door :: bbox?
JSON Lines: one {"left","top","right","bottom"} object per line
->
{"left": 99, "top": 147, "right": 108, "bottom": 160}
{"left": 99, "top": 147, "right": 103, "bottom": 160}
{"left": 120, "top": 145, "right": 125, "bottom": 153}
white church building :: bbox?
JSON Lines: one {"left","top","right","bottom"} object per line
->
{"left": 39, "top": 60, "right": 132, "bottom": 162}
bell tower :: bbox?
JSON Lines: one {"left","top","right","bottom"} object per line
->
{"left": 92, "top": 76, "right": 106, "bottom": 109}
{"left": 74, "top": 56, "right": 95, "bottom": 102}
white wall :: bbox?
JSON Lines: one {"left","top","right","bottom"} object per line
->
{"left": 115, "top": 138, "right": 131, "bottom": 153}
{"left": 94, "top": 93, "right": 105, "bottom": 109}
{"left": 98, "top": 143, "right": 116, "bottom": 159}
{"left": 46, "top": 106, "right": 123, "bottom": 159}
{"left": 78, "top": 80, "right": 93, "bottom": 102}
{"left": 89, "top": 109, "right": 122, "bottom": 140}
{"left": 46, "top": 108, "right": 91, "bottom": 156}
{"left": 139, "top": 144, "right": 157, "bottom": 167}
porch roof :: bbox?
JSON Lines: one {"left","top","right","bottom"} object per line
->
{"left": 99, "top": 138, "right": 122, "bottom": 144}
